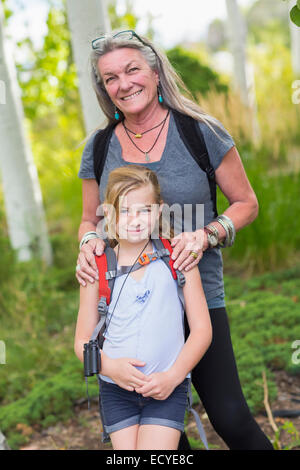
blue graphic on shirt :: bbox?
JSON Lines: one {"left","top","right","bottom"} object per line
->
{"left": 136, "top": 290, "right": 150, "bottom": 304}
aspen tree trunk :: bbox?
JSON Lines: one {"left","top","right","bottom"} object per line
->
{"left": 66, "top": 0, "right": 111, "bottom": 133}
{"left": 0, "top": 3, "right": 52, "bottom": 264}
{"left": 225, "top": 0, "right": 260, "bottom": 143}
{"left": 225, "top": 0, "right": 249, "bottom": 105}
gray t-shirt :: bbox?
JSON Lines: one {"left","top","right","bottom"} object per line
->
{"left": 78, "top": 110, "right": 235, "bottom": 307}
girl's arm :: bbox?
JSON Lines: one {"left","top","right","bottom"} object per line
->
{"left": 74, "top": 278, "right": 151, "bottom": 389}
{"left": 74, "top": 280, "right": 112, "bottom": 376}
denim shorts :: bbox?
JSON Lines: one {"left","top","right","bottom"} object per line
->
{"left": 98, "top": 377, "right": 189, "bottom": 435}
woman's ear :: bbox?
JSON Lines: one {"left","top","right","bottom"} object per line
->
{"left": 154, "top": 70, "right": 159, "bottom": 87}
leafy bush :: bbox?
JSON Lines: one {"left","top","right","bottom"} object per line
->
{"left": 167, "top": 46, "right": 228, "bottom": 99}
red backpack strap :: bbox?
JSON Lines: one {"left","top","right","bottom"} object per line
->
{"left": 154, "top": 237, "right": 185, "bottom": 287}
{"left": 94, "top": 246, "right": 118, "bottom": 313}
{"left": 158, "top": 237, "right": 177, "bottom": 280}
{"left": 94, "top": 252, "right": 111, "bottom": 311}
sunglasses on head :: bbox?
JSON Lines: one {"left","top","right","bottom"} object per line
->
{"left": 92, "top": 30, "right": 157, "bottom": 56}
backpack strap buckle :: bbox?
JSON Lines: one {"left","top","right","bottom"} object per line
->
{"left": 97, "top": 295, "right": 109, "bottom": 315}
{"left": 138, "top": 253, "right": 151, "bottom": 265}
{"left": 176, "top": 270, "right": 186, "bottom": 287}
{"left": 105, "top": 270, "right": 117, "bottom": 280}
{"left": 205, "top": 166, "right": 215, "bottom": 181}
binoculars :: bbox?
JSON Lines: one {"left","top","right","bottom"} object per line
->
{"left": 83, "top": 340, "right": 101, "bottom": 377}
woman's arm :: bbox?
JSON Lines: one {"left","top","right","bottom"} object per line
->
{"left": 78, "top": 179, "right": 103, "bottom": 242}
{"left": 171, "top": 146, "right": 259, "bottom": 272}
{"left": 76, "top": 179, "right": 106, "bottom": 286}
{"left": 202, "top": 145, "right": 259, "bottom": 241}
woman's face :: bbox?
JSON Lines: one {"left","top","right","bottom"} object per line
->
{"left": 97, "top": 47, "right": 159, "bottom": 118}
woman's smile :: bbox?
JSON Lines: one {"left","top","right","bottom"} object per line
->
{"left": 121, "top": 89, "right": 143, "bottom": 101}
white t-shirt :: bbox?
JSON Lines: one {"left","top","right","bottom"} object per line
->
{"left": 99, "top": 242, "right": 190, "bottom": 384}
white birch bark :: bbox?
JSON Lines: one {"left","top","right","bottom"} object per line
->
{"left": 0, "top": 3, "right": 52, "bottom": 264}
{"left": 225, "top": 0, "right": 260, "bottom": 143}
{"left": 225, "top": 0, "right": 250, "bottom": 106}
{"left": 66, "top": 0, "right": 111, "bottom": 133}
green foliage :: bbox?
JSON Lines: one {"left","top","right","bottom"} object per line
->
{"left": 223, "top": 272, "right": 300, "bottom": 413}
{"left": 218, "top": 166, "right": 300, "bottom": 273}
{"left": 1, "top": 0, "right": 13, "bottom": 22}
{"left": 0, "top": 232, "right": 96, "bottom": 449}
{"left": 0, "top": 357, "right": 99, "bottom": 449}
{"left": 13, "top": 2, "right": 86, "bottom": 234}
{"left": 280, "top": 421, "right": 300, "bottom": 450}
{"left": 290, "top": 4, "right": 300, "bottom": 26}
{"left": 1, "top": 0, "right": 300, "bottom": 451}
{"left": 17, "top": 6, "right": 80, "bottom": 124}
{"left": 166, "top": 46, "right": 228, "bottom": 99}
{"left": 108, "top": 0, "right": 137, "bottom": 30}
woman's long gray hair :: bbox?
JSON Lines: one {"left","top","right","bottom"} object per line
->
{"left": 89, "top": 29, "right": 228, "bottom": 142}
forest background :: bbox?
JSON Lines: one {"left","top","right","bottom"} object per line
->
{"left": 0, "top": 0, "right": 300, "bottom": 450}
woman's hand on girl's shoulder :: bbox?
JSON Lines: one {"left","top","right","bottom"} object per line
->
{"left": 170, "top": 230, "right": 205, "bottom": 273}
{"left": 76, "top": 238, "right": 106, "bottom": 286}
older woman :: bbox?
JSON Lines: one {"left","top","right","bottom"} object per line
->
{"left": 76, "top": 30, "right": 273, "bottom": 450}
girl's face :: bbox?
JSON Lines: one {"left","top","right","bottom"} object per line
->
{"left": 97, "top": 47, "right": 159, "bottom": 118}
{"left": 116, "top": 184, "right": 162, "bottom": 243}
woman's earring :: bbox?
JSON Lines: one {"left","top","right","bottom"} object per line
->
{"left": 157, "top": 84, "right": 163, "bottom": 103}
{"left": 114, "top": 107, "right": 120, "bottom": 120}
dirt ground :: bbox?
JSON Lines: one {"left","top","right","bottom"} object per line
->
{"left": 18, "top": 370, "right": 300, "bottom": 451}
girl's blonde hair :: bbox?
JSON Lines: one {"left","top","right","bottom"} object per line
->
{"left": 88, "top": 29, "right": 228, "bottom": 144}
{"left": 103, "top": 165, "right": 174, "bottom": 247}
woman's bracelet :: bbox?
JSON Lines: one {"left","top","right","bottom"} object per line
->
{"left": 79, "top": 231, "right": 100, "bottom": 250}
{"left": 215, "top": 215, "right": 236, "bottom": 248}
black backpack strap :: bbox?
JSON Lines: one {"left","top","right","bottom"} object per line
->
{"left": 172, "top": 109, "right": 218, "bottom": 218}
{"left": 93, "top": 123, "right": 118, "bottom": 186}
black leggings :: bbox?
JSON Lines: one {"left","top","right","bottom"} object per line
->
{"left": 179, "top": 307, "right": 273, "bottom": 450}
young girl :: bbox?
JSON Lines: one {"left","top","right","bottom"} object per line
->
{"left": 74, "top": 165, "right": 212, "bottom": 450}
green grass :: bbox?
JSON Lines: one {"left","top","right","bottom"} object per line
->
{"left": 1, "top": 245, "right": 299, "bottom": 448}
{"left": 0, "top": 167, "right": 300, "bottom": 447}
